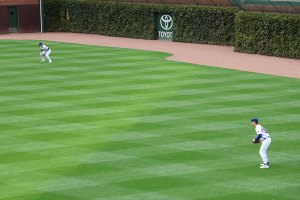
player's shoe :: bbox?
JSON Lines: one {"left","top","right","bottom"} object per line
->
{"left": 260, "top": 164, "right": 269, "bottom": 169}
{"left": 49, "top": 60, "right": 52, "bottom": 63}
{"left": 40, "top": 60, "right": 45, "bottom": 63}
{"left": 260, "top": 163, "right": 268, "bottom": 166}
{"left": 260, "top": 162, "right": 269, "bottom": 166}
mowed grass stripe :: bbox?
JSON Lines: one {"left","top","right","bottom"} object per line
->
{"left": 0, "top": 40, "right": 299, "bottom": 200}
{"left": 1, "top": 81, "right": 297, "bottom": 113}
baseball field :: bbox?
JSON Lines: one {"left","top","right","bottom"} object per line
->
{"left": 0, "top": 40, "right": 299, "bottom": 200}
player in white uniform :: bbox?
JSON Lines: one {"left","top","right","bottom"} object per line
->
{"left": 39, "top": 42, "right": 52, "bottom": 63}
{"left": 251, "top": 118, "right": 271, "bottom": 168}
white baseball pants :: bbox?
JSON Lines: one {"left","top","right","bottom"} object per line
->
{"left": 259, "top": 137, "right": 271, "bottom": 164}
{"left": 40, "top": 49, "right": 52, "bottom": 62}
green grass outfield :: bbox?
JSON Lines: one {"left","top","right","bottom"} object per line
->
{"left": 0, "top": 40, "right": 299, "bottom": 200}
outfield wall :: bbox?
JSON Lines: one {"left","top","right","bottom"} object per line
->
{"left": 99, "top": 0, "right": 234, "bottom": 7}
{"left": 0, "top": 0, "right": 40, "bottom": 34}
{"left": 45, "top": 0, "right": 237, "bottom": 45}
{"left": 101, "top": 0, "right": 300, "bottom": 14}
{"left": 44, "top": 0, "right": 300, "bottom": 59}
{"left": 0, "top": 6, "right": 9, "bottom": 34}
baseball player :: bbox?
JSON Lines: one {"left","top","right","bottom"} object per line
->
{"left": 39, "top": 42, "right": 52, "bottom": 63}
{"left": 251, "top": 118, "right": 271, "bottom": 168}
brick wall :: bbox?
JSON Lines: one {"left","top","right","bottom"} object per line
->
{"left": 0, "top": 0, "right": 39, "bottom": 5}
{"left": 18, "top": 4, "right": 40, "bottom": 32}
{"left": 0, "top": 5, "right": 9, "bottom": 34}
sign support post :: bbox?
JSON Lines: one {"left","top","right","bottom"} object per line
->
{"left": 40, "top": 0, "right": 44, "bottom": 33}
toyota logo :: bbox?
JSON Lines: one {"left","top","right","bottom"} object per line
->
{"left": 160, "top": 15, "right": 173, "bottom": 31}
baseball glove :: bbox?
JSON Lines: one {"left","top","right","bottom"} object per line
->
{"left": 252, "top": 139, "right": 260, "bottom": 144}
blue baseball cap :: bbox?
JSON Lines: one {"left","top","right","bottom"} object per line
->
{"left": 251, "top": 118, "right": 259, "bottom": 123}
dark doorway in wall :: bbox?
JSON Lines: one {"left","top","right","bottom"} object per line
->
{"left": 8, "top": 6, "right": 18, "bottom": 32}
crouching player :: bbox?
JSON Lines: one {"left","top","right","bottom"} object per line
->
{"left": 39, "top": 42, "right": 52, "bottom": 63}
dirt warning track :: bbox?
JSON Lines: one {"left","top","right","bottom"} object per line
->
{"left": 1, "top": 32, "right": 299, "bottom": 79}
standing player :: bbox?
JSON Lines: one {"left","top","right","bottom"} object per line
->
{"left": 251, "top": 118, "right": 271, "bottom": 169}
{"left": 39, "top": 42, "right": 52, "bottom": 63}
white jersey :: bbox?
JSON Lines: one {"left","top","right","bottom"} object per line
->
{"left": 40, "top": 45, "right": 50, "bottom": 52}
{"left": 255, "top": 124, "right": 270, "bottom": 139}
